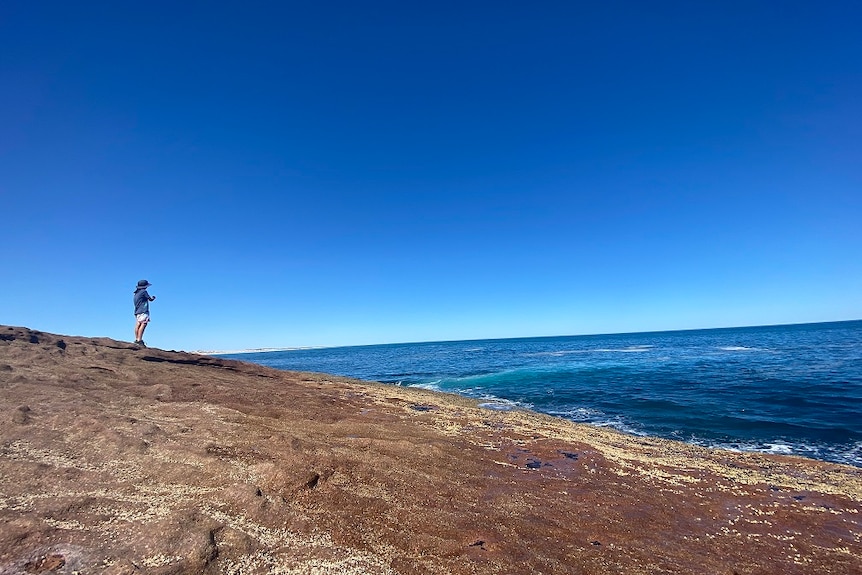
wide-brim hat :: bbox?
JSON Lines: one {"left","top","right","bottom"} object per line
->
{"left": 137, "top": 280, "right": 152, "bottom": 288}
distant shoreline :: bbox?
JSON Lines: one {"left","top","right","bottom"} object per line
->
{"left": 195, "top": 346, "right": 327, "bottom": 356}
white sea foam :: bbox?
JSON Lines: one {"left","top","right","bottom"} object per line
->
{"left": 470, "top": 391, "right": 532, "bottom": 411}
{"left": 546, "top": 406, "right": 605, "bottom": 421}
{"left": 592, "top": 419, "right": 647, "bottom": 436}
{"left": 409, "top": 380, "right": 443, "bottom": 391}
{"left": 528, "top": 345, "right": 655, "bottom": 357}
{"left": 719, "top": 346, "right": 758, "bottom": 352}
{"left": 761, "top": 443, "right": 795, "bottom": 455}
{"left": 545, "top": 407, "right": 646, "bottom": 436}
{"left": 836, "top": 441, "right": 862, "bottom": 467}
{"left": 688, "top": 438, "right": 862, "bottom": 466}
{"left": 599, "top": 346, "right": 654, "bottom": 353}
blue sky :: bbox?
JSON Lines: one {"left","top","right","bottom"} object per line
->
{"left": 2, "top": 1, "right": 860, "bottom": 350}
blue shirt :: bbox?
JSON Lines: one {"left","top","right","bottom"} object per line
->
{"left": 134, "top": 289, "right": 152, "bottom": 315}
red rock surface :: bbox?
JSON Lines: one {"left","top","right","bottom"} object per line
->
{"left": 1, "top": 325, "right": 860, "bottom": 574}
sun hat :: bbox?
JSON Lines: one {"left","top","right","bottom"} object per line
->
{"left": 137, "top": 280, "right": 152, "bottom": 288}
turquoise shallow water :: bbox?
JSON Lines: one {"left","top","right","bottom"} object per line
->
{"left": 223, "top": 321, "right": 862, "bottom": 467}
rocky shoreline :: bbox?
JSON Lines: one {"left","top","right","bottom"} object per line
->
{"left": 1, "top": 325, "right": 860, "bottom": 574}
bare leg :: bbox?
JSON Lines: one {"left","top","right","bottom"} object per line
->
{"left": 135, "top": 322, "right": 147, "bottom": 342}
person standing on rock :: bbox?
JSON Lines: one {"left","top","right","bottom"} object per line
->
{"left": 133, "top": 280, "right": 156, "bottom": 347}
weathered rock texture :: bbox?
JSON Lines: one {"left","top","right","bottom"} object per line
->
{"left": 1, "top": 325, "right": 860, "bottom": 574}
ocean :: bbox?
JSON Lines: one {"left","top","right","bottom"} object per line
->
{"left": 222, "top": 321, "right": 862, "bottom": 468}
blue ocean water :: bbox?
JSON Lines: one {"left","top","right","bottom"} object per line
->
{"left": 222, "top": 321, "right": 862, "bottom": 467}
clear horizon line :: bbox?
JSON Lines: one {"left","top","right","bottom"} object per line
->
{"left": 207, "top": 318, "right": 862, "bottom": 356}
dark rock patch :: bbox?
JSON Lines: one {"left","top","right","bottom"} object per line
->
{"left": 304, "top": 472, "right": 321, "bottom": 489}
{"left": 410, "top": 404, "right": 435, "bottom": 412}
{"left": 12, "top": 405, "right": 31, "bottom": 424}
{"left": 23, "top": 553, "right": 65, "bottom": 573}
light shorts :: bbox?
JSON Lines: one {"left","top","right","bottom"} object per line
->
{"left": 135, "top": 313, "right": 150, "bottom": 324}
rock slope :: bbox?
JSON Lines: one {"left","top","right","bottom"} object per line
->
{"left": 1, "top": 325, "right": 860, "bottom": 574}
